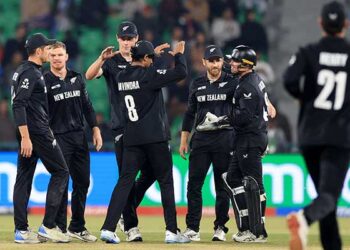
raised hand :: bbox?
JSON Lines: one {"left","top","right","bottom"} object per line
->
{"left": 100, "top": 46, "right": 119, "bottom": 61}
{"left": 169, "top": 41, "right": 185, "bottom": 56}
{"left": 154, "top": 43, "right": 170, "bottom": 56}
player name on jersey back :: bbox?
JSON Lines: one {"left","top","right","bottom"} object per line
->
{"left": 319, "top": 52, "right": 348, "bottom": 67}
{"left": 118, "top": 81, "right": 140, "bottom": 91}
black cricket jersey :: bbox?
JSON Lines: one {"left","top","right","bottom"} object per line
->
{"left": 284, "top": 36, "right": 350, "bottom": 148}
{"left": 101, "top": 53, "right": 129, "bottom": 133}
{"left": 182, "top": 71, "right": 237, "bottom": 152}
{"left": 44, "top": 69, "right": 97, "bottom": 134}
{"left": 116, "top": 53, "right": 187, "bottom": 146}
{"left": 11, "top": 61, "right": 51, "bottom": 135}
{"left": 232, "top": 71, "right": 268, "bottom": 147}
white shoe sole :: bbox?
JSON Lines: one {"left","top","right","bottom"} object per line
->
{"left": 37, "top": 232, "right": 70, "bottom": 243}
{"left": 14, "top": 239, "right": 41, "bottom": 244}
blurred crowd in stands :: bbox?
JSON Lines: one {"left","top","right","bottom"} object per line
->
{"left": 0, "top": 0, "right": 292, "bottom": 153}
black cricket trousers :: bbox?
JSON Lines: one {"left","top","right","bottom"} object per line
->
{"left": 13, "top": 132, "right": 69, "bottom": 230}
{"left": 186, "top": 151, "right": 230, "bottom": 232}
{"left": 301, "top": 145, "right": 350, "bottom": 250}
{"left": 112, "top": 131, "right": 156, "bottom": 232}
{"left": 102, "top": 141, "right": 178, "bottom": 233}
{"left": 54, "top": 130, "right": 90, "bottom": 233}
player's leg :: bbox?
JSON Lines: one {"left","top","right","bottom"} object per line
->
{"left": 13, "top": 148, "right": 40, "bottom": 243}
{"left": 112, "top": 131, "right": 125, "bottom": 231}
{"left": 54, "top": 133, "right": 74, "bottom": 234}
{"left": 33, "top": 134, "right": 70, "bottom": 242}
{"left": 287, "top": 146, "right": 320, "bottom": 250}
{"left": 211, "top": 152, "right": 230, "bottom": 241}
{"left": 66, "top": 132, "right": 97, "bottom": 242}
{"left": 185, "top": 151, "right": 211, "bottom": 238}
{"left": 222, "top": 150, "right": 249, "bottom": 238}
{"left": 303, "top": 146, "right": 349, "bottom": 250}
{"left": 146, "top": 142, "right": 190, "bottom": 243}
{"left": 113, "top": 131, "right": 124, "bottom": 174}
{"left": 100, "top": 146, "right": 144, "bottom": 243}
{"left": 320, "top": 211, "right": 341, "bottom": 250}
{"left": 236, "top": 146, "right": 267, "bottom": 241}
{"left": 123, "top": 162, "right": 155, "bottom": 241}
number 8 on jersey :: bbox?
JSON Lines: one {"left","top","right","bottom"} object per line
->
{"left": 124, "top": 95, "right": 139, "bottom": 121}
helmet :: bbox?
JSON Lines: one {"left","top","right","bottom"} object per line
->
{"left": 229, "top": 45, "right": 257, "bottom": 67}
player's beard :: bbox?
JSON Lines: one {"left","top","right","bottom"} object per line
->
{"left": 209, "top": 67, "right": 221, "bottom": 78}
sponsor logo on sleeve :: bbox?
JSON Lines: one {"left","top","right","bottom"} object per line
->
{"left": 156, "top": 69, "right": 167, "bottom": 75}
{"left": 20, "top": 79, "right": 29, "bottom": 89}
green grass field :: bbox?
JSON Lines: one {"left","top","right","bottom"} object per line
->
{"left": 1, "top": 215, "right": 350, "bottom": 250}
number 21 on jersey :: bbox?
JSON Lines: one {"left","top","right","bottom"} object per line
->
{"left": 314, "top": 69, "right": 347, "bottom": 110}
{"left": 124, "top": 95, "right": 139, "bottom": 121}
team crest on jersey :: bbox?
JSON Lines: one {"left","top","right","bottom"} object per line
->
{"left": 219, "top": 81, "right": 228, "bottom": 88}
{"left": 70, "top": 77, "right": 77, "bottom": 84}
{"left": 243, "top": 93, "right": 252, "bottom": 99}
{"left": 21, "top": 78, "right": 29, "bottom": 89}
{"left": 156, "top": 69, "right": 167, "bottom": 75}
{"left": 198, "top": 86, "right": 206, "bottom": 91}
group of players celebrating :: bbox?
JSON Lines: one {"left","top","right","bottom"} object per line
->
{"left": 10, "top": 1, "right": 350, "bottom": 250}
{"left": 11, "top": 19, "right": 275, "bottom": 245}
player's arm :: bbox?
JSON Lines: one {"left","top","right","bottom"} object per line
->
{"left": 85, "top": 46, "right": 118, "bottom": 80}
{"left": 266, "top": 95, "right": 277, "bottom": 118}
{"left": 12, "top": 71, "right": 37, "bottom": 157}
{"left": 283, "top": 48, "right": 307, "bottom": 99}
{"left": 80, "top": 75, "right": 102, "bottom": 151}
{"left": 179, "top": 131, "right": 190, "bottom": 160}
{"left": 148, "top": 41, "right": 187, "bottom": 89}
{"left": 231, "top": 84, "right": 259, "bottom": 127}
{"left": 179, "top": 81, "right": 197, "bottom": 159}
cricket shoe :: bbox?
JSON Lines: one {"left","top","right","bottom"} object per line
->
{"left": 183, "top": 228, "right": 200, "bottom": 241}
{"left": 126, "top": 227, "right": 143, "bottom": 242}
{"left": 100, "top": 229, "right": 120, "bottom": 244}
{"left": 14, "top": 228, "right": 41, "bottom": 244}
{"left": 38, "top": 224, "right": 70, "bottom": 243}
{"left": 287, "top": 210, "right": 308, "bottom": 250}
{"left": 232, "top": 230, "right": 256, "bottom": 242}
{"left": 165, "top": 230, "right": 191, "bottom": 244}
{"left": 67, "top": 229, "right": 97, "bottom": 242}
{"left": 212, "top": 226, "right": 226, "bottom": 241}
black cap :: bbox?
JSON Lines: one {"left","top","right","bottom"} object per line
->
{"left": 204, "top": 45, "right": 223, "bottom": 60}
{"left": 321, "top": 1, "right": 345, "bottom": 34}
{"left": 24, "top": 33, "right": 56, "bottom": 51}
{"left": 131, "top": 40, "right": 155, "bottom": 57}
{"left": 118, "top": 21, "right": 138, "bottom": 37}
